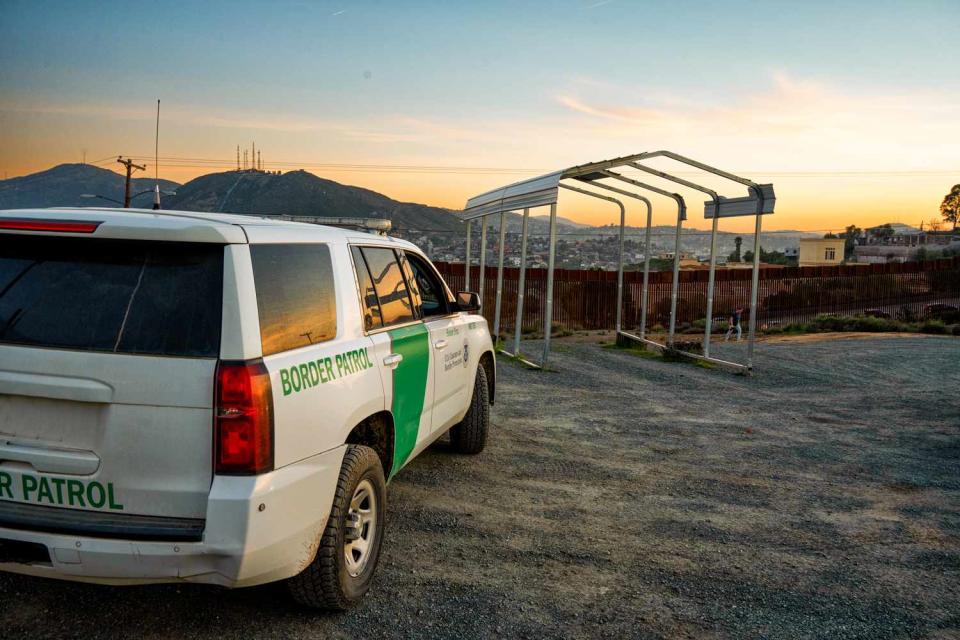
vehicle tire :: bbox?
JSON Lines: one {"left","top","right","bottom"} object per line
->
{"left": 449, "top": 365, "right": 489, "bottom": 455}
{"left": 287, "top": 444, "right": 386, "bottom": 610}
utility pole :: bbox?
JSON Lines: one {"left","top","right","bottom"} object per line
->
{"left": 237, "top": 145, "right": 240, "bottom": 171}
{"left": 257, "top": 150, "right": 261, "bottom": 171}
{"left": 116, "top": 156, "right": 146, "bottom": 208}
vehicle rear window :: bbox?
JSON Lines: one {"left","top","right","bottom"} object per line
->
{"left": 250, "top": 243, "right": 337, "bottom": 356}
{"left": 0, "top": 236, "right": 223, "bottom": 357}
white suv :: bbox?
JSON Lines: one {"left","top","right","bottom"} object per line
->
{"left": 0, "top": 208, "right": 495, "bottom": 609}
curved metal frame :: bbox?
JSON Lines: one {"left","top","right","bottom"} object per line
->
{"left": 460, "top": 150, "right": 775, "bottom": 373}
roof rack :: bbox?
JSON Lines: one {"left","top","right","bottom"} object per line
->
{"left": 262, "top": 215, "right": 392, "bottom": 235}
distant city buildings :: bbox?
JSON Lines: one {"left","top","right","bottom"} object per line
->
{"left": 852, "top": 226, "right": 959, "bottom": 263}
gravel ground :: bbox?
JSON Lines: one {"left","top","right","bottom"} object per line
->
{"left": 1, "top": 335, "right": 958, "bottom": 639}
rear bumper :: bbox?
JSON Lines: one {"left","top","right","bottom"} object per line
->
{"left": 0, "top": 445, "right": 346, "bottom": 588}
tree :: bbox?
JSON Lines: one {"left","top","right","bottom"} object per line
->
{"left": 871, "top": 223, "right": 895, "bottom": 240}
{"left": 841, "top": 224, "right": 862, "bottom": 259}
{"left": 728, "top": 236, "right": 743, "bottom": 262}
{"left": 940, "top": 184, "right": 960, "bottom": 231}
{"left": 928, "top": 218, "right": 943, "bottom": 232}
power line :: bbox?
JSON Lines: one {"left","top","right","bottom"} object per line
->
{"left": 106, "top": 154, "right": 960, "bottom": 177}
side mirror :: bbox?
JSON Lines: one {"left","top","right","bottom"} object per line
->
{"left": 456, "top": 291, "right": 481, "bottom": 313}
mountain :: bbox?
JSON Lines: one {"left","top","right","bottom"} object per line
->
{"left": 0, "top": 164, "right": 180, "bottom": 209}
{"left": 166, "top": 169, "right": 462, "bottom": 232}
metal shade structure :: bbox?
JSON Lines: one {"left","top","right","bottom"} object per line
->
{"left": 460, "top": 150, "right": 775, "bottom": 372}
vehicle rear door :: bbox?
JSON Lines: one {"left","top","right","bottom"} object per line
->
{"left": 0, "top": 233, "right": 224, "bottom": 526}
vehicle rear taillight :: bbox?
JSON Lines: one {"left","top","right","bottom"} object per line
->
{"left": 214, "top": 360, "right": 274, "bottom": 474}
{"left": 0, "top": 218, "right": 102, "bottom": 233}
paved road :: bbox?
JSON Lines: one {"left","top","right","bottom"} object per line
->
{"left": 1, "top": 336, "right": 958, "bottom": 639}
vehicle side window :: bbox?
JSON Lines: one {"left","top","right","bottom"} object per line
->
{"left": 360, "top": 247, "right": 416, "bottom": 327}
{"left": 404, "top": 252, "right": 448, "bottom": 318}
{"left": 397, "top": 252, "right": 423, "bottom": 316}
{"left": 350, "top": 246, "right": 383, "bottom": 331}
{"left": 250, "top": 243, "right": 337, "bottom": 356}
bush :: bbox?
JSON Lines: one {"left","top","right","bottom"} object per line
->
{"left": 933, "top": 309, "right": 960, "bottom": 324}
{"left": 953, "top": 324, "right": 960, "bottom": 336}
{"left": 920, "top": 320, "right": 947, "bottom": 334}
{"left": 807, "top": 314, "right": 904, "bottom": 333}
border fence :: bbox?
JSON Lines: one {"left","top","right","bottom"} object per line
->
{"left": 434, "top": 256, "right": 960, "bottom": 334}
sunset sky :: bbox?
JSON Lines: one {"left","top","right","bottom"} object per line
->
{"left": 1, "top": 0, "right": 957, "bottom": 232}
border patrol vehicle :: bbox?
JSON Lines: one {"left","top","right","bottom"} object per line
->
{"left": 0, "top": 208, "right": 495, "bottom": 610}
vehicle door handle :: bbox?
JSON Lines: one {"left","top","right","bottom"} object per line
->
{"left": 434, "top": 339, "right": 448, "bottom": 350}
{"left": 383, "top": 353, "right": 403, "bottom": 368}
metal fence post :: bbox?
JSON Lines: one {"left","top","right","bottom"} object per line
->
{"left": 616, "top": 202, "right": 625, "bottom": 333}
{"left": 640, "top": 200, "right": 653, "bottom": 339}
{"left": 513, "top": 208, "right": 530, "bottom": 356}
{"left": 543, "top": 203, "right": 558, "bottom": 366}
{"left": 494, "top": 211, "right": 506, "bottom": 338}
{"left": 746, "top": 213, "right": 763, "bottom": 369}
{"left": 704, "top": 214, "right": 720, "bottom": 357}
{"left": 464, "top": 220, "right": 472, "bottom": 292}
{"left": 668, "top": 211, "right": 683, "bottom": 346}
{"left": 479, "top": 216, "right": 487, "bottom": 305}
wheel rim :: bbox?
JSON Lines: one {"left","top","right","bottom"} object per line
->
{"left": 343, "top": 479, "right": 377, "bottom": 578}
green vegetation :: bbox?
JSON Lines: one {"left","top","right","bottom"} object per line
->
{"left": 762, "top": 313, "right": 960, "bottom": 336}
{"left": 742, "top": 246, "right": 796, "bottom": 266}
{"left": 604, "top": 339, "right": 714, "bottom": 369}
{"left": 940, "top": 184, "right": 960, "bottom": 230}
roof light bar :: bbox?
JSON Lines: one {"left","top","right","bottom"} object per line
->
{"left": 0, "top": 218, "right": 103, "bottom": 234}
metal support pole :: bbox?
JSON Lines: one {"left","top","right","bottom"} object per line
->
{"left": 746, "top": 213, "right": 763, "bottom": 369}
{"left": 479, "top": 217, "right": 488, "bottom": 304}
{"left": 558, "top": 183, "right": 626, "bottom": 333}
{"left": 543, "top": 203, "right": 557, "bottom": 366}
{"left": 494, "top": 211, "right": 506, "bottom": 338}
{"left": 703, "top": 215, "right": 720, "bottom": 358}
{"left": 667, "top": 212, "right": 683, "bottom": 346}
{"left": 615, "top": 202, "right": 625, "bottom": 333}
{"left": 464, "top": 220, "right": 472, "bottom": 292}
{"left": 513, "top": 208, "right": 529, "bottom": 356}
{"left": 640, "top": 201, "right": 653, "bottom": 340}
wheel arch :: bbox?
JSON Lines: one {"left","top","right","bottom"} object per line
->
{"left": 344, "top": 411, "right": 395, "bottom": 478}
{"left": 478, "top": 350, "right": 495, "bottom": 405}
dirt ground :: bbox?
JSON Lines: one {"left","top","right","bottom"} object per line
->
{"left": 1, "top": 335, "right": 958, "bottom": 639}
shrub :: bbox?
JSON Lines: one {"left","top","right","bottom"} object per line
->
{"left": 953, "top": 324, "right": 960, "bottom": 336}
{"left": 807, "top": 314, "right": 904, "bottom": 333}
{"left": 920, "top": 320, "right": 947, "bottom": 334}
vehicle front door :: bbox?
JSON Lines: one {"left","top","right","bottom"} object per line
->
{"left": 350, "top": 246, "right": 434, "bottom": 476}
{"left": 400, "top": 251, "right": 471, "bottom": 434}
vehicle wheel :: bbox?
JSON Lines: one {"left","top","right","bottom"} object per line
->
{"left": 449, "top": 365, "right": 489, "bottom": 454}
{"left": 287, "top": 444, "right": 386, "bottom": 610}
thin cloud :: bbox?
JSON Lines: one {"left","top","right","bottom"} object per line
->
{"left": 554, "top": 72, "right": 960, "bottom": 170}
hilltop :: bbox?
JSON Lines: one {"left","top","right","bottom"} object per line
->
{"left": 166, "top": 169, "right": 462, "bottom": 232}
{"left": 0, "top": 164, "right": 462, "bottom": 233}
{"left": 0, "top": 164, "right": 179, "bottom": 209}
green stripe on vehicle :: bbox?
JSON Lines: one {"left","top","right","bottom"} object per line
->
{"left": 387, "top": 323, "right": 430, "bottom": 476}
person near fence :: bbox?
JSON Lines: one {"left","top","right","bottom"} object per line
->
{"left": 725, "top": 307, "right": 743, "bottom": 342}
